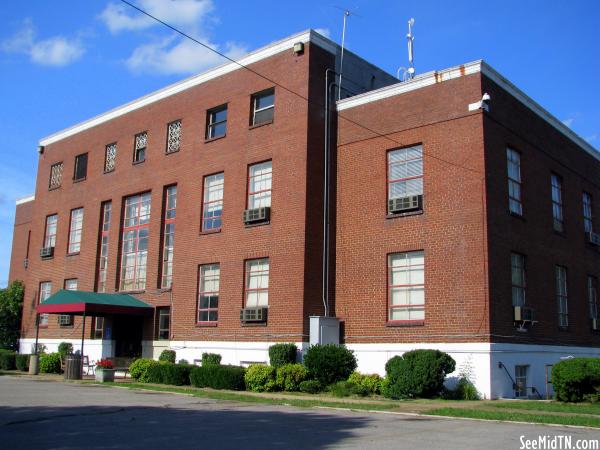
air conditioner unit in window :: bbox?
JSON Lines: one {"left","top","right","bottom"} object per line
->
{"left": 592, "top": 318, "right": 599, "bottom": 331}
{"left": 514, "top": 305, "right": 535, "bottom": 322}
{"left": 240, "top": 307, "right": 268, "bottom": 323}
{"left": 586, "top": 231, "right": 600, "bottom": 246}
{"left": 58, "top": 315, "right": 73, "bottom": 326}
{"left": 40, "top": 247, "right": 54, "bottom": 258}
{"left": 243, "top": 206, "right": 271, "bottom": 224}
{"left": 388, "top": 195, "right": 422, "bottom": 214}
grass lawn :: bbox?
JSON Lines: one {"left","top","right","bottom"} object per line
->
{"left": 487, "top": 400, "right": 600, "bottom": 416}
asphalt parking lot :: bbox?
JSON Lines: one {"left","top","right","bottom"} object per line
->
{"left": 0, "top": 376, "right": 598, "bottom": 449}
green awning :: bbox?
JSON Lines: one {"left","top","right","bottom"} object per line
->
{"left": 36, "top": 290, "right": 153, "bottom": 316}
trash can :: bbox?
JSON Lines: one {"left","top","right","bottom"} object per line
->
{"left": 64, "top": 354, "right": 82, "bottom": 380}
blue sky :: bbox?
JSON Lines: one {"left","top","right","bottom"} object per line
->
{"left": 0, "top": 0, "right": 598, "bottom": 286}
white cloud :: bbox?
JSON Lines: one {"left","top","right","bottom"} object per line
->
{"left": 586, "top": 134, "right": 597, "bottom": 143}
{"left": 314, "top": 28, "right": 331, "bottom": 38}
{"left": 1, "top": 19, "right": 84, "bottom": 66}
{"left": 562, "top": 117, "right": 575, "bottom": 127}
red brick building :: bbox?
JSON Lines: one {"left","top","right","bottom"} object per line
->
{"left": 9, "top": 30, "right": 600, "bottom": 398}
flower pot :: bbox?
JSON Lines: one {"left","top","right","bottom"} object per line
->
{"left": 95, "top": 368, "right": 116, "bottom": 382}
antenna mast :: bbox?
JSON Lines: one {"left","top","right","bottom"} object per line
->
{"left": 338, "top": 10, "right": 350, "bottom": 100}
{"left": 406, "top": 18, "right": 415, "bottom": 79}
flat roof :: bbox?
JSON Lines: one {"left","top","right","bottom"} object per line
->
{"left": 15, "top": 195, "right": 35, "bottom": 206}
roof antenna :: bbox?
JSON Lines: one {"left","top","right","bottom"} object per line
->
{"left": 397, "top": 18, "right": 416, "bottom": 81}
{"left": 338, "top": 9, "right": 350, "bottom": 100}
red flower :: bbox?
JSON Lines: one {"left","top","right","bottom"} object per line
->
{"left": 96, "top": 358, "right": 114, "bottom": 369}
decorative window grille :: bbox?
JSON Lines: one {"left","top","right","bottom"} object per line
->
{"left": 120, "top": 192, "right": 151, "bottom": 291}
{"left": 68, "top": 208, "right": 84, "bottom": 254}
{"left": 97, "top": 202, "right": 112, "bottom": 293}
{"left": 507, "top": 148, "right": 522, "bottom": 215}
{"left": 166, "top": 120, "right": 181, "bottom": 154}
{"left": 251, "top": 89, "right": 274, "bottom": 126}
{"left": 388, "top": 145, "right": 423, "bottom": 205}
{"left": 198, "top": 264, "right": 220, "bottom": 323}
{"left": 248, "top": 161, "right": 272, "bottom": 209}
{"left": 44, "top": 214, "right": 58, "bottom": 249}
{"left": 202, "top": 173, "right": 224, "bottom": 231}
{"left": 49, "top": 162, "right": 63, "bottom": 189}
{"left": 551, "top": 174, "right": 564, "bottom": 232}
{"left": 161, "top": 185, "right": 177, "bottom": 289}
{"left": 388, "top": 251, "right": 425, "bottom": 322}
{"left": 245, "top": 258, "right": 269, "bottom": 307}
{"left": 39, "top": 282, "right": 51, "bottom": 326}
{"left": 583, "top": 192, "right": 593, "bottom": 233}
{"left": 511, "top": 253, "right": 526, "bottom": 307}
{"left": 133, "top": 132, "right": 147, "bottom": 163}
{"left": 105, "top": 143, "right": 117, "bottom": 172}
{"left": 207, "top": 106, "right": 227, "bottom": 139}
{"left": 556, "top": 265, "right": 568, "bottom": 328}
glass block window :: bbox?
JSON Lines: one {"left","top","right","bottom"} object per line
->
{"left": 133, "top": 132, "right": 147, "bottom": 163}
{"left": 161, "top": 185, "right": 177, "bottom": 289}
{"left": 583, "top": 192, "right": 593, "bottom": 233}
{"left": 248, "top": 161, "right": 272, "bottom": 209}
{"left": 68, "top": 208, "right": 84, "bottom": 254}
{"left": 251, "top": 88, "right": 274, "bottom": 126}
{"left": 245, "top": 258, "right": 269, "bottom": 307}
{"left": 511, "top": 253, "right": 526, "bottom": 307}
{"left": 556, "top": 265, "right": 568, "bottom": 328}
{"left": 120, "top": 192, "right": 151, "bottom": 291}
{"left": 388, "top": 145, "right": 423, "bottom": 203}
{"left": 166, "top": 120, "right": 181, "bottom": 154}
{"left": 551, "top": 174, "right": 564, "bottom": 232}
{"left": 207, "top": 105, "right": 227, "bottom": 139}
{"left": 202, "top": 173, "right": 224, "bottom": 231}
{"left": 157, "top": 307, "right": 170, "bottom": 340}
{"left": 44, "top": 214, "right": 58, "bottom": 249}
{"left": 39, "top": 281, "right": 51, "bottom": 326}
{"left": 507, "top": 148, "right": 522, "bottom": 215}
{"left": 49, "top": 162, "right": 63, "bottom": 189}
{"left": 198, "top": 264, "right": 220, "bottom": 323}
{"left": 388, "top": 251, "right": 425, "bottom": 322}
{"left": 97, "top": 202, "right": 112, "bottom": 293}
{"left": 105, "top": 143, "right": 117, "bottom": 173}
{"left": 73, "top": 153, "right": 88, "bottom": 181}
{"left": 588, "top": 276, "right": 598, "bottom": 321}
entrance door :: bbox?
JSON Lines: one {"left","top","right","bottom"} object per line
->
{"left": 112, "top": 315, "right": 143, "bottom": 357}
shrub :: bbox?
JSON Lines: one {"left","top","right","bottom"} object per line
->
{"left": 384, "top": 350, "right": 456, "bottom": 399}
{"left": 15, "top": 354, "right": 29, "bottom": 371}
{"left": 159, "top": 349, "right": 176, "bottom": 363}
{"left": 178, "top": 359, "right": 189, "bottom": 365}
{"left": 348, "top": 372, "right": 383, "bottom": 395}
{"left": 303, "top": 344, "right": 357, "bottom": 386}
{"left": 329, "top": 381, "right": 369, "bottom": 397}
{"left": 202, "top": 353, "right": 222, "bottom": 366}
{"left": 269, "top": 343, "right": 297, "bottom": 368}
{"left": 299, "top": 380, "right": 322, "bottom": 394}
{"left": 190, "top": 365, "right": 246, "bottom": 390}
{"left": 162, "top": 363, "right": 192, "bottom": 386}
{"left": 552, "top": 358, "right": 600, "bottom": 402}
{"left": 442, "top": 377, "right": 480, "bottom": 400}
{"left": 39, "top": 352, "right": 62, "bottom": 374}
{"left": 129, "top": 358, "right": 160, "bottom": 383}
{"left": 58, "top": 342, "right": 73, "bottom": 357}
{"left": 245, "top": 364, "right": 277, "bottom": 392}
{"left": 0, "top": 350, "right": 16, "bottom": 370}
{"left": 146, "top": 362, "right": 165, "bottom": 383}
{"left": 275, "top": 364, "right": 308, "bottom": 391}
{"left": 0, "top": 281, "right": 24, "bottom": 351}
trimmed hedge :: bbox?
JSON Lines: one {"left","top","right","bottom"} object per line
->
{"left": 16, "top": 354, "right": 30, "bottom": 371}
{"left": 552, "top": 358, "right": 600, "bottom": 402}
{"left": 0, "top": 350, "right": 16, "bottom": 370}
{"left": 159, "top": 350, "right": 176, "bottom": 363}
{"left": 348, "top": 372, "right": 383, "bottom": 395}
{"left": 384, "top": 349, "right": 456, "bottom": 399}
{"left": 144, "top": 362, "right": 192, "bottom": 386}
{"left": 268, "top": 343, "right": 297, "bottom": 368}
{"left": 190, "top": 365, "right": 246, "bottom": 390}
{"left": 129, "top": 358, "right": 161, "bottom": 383}
{"left": 275, "top": 364, "right": 308, "bottom": 391}
{"left": 39, "top": 352, "right": 62, "bottom": 374}
{"left": 303, "top": 344, "right": 357, "bottom": 386}
{"left": 146, "top": 362, "right": 166, "bottom": 383}
{"left": 202, "top": 353, "right": 222, "bottom": 366}
{"left": 245, "top": 364, "right": 277, "bottom": 392}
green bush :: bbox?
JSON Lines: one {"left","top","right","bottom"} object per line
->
{"left": 146, "top": 362, "right": 166, "bottom": 383}
{"left": 275, "top": 364, "right": 308, "bottom": 391}
{"left": 0, "top": 350, "right": 16, "bottom": 370}
{"left": 39, "top": 352, "right": 62, "bottom": 374}
{"left": 58, "top": 342, "right": 73, "bottom": 357}
{"left": 299, "top": 380, "right": 322, "bottom": 394}
{"left": 384, "top": 350, "right": 456, "bottom": 399}
{"left": 303, "top": 344, "right": 357, "bottom": 386}
{"left": 245, "top": 364, "right": 277, "bottom": 392}
{"left": 202, "top": 353, "right": 222, "bottom": 366}
{"left": 178, "top": 359, "right": 189, "bottom": 365}
{"left": 190, "top": 365, "right": 246, "bottom": 390}
{"left": 329, "top": 381, "right": 369, "bottom": 397}
{"left": 269, "top": 343, "right": 297, "bottom": 368}
{"left": 552, "top": 358, "right": 600, "bottom": 402}
{"left": 0, "top": 281, "right": 24, "bottom": 351}
{"left": 15, "top": 354, "right": 29, "bottom": 371}
{"left": 162, "top": 363, "right": 192, "bottom": 386}
{"left": 443, "top": 377, "right": 480, "bottom": 400}
{"left": 159, "top": 349, "right": 176, "bottom": 363}
{"left": 348, "top": 372, "right": 383, "bottom": 395}
{"left": 129, "top": 358, "right": 161, "bottom": 383}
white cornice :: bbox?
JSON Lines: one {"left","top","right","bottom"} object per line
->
{"left": 15, "top": 195, "right": 35, "bottom": 205}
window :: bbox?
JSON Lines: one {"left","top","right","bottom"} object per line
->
{"left": 161, "top": 186, "right": 176, "bottom": 289}
{"left": 39, "top": 282, "right": 51, "bottom": 326}
{"left": 506, "top": 148, "right": 522, "bottom": 215}
{"left": 511, "top": 253, "right": 526, "bottom": 307}
{"left": 198, "top": 264, "right": 220, "bottom": 323}
{"left": 73, "top": 153, "right": 88, "bottom": 181}
{"left": 388, "top": 145, "right": 423, "bottom": 212}
{"left": 133, "top": 131, "right": 147, "bottom": 163}
{"left": 43, "top": 214, "right": 58, "bottom": 249}
{"left": 583, "top": 192, "right": 593, "bottom": 233}
{"left": 556, "top": 265, "right": 568, "bottom": 328}
{"left": 202, "top": 173, "right": 224, "bottom": 231}
{"left": 206, "top": 105, "right": 227, "bottom": 139}
{"left": 59, "top": 279, "right": 77, "bottom": 326}
{"left": 245, "top": 258, "right": 269, "bottom": 307}
{"left": 388, "top": 251, "right": 425, "bottom": 322}
{"left": 68, "top": 208, "right": 84, "bottom": 254}
{"left": 588, "top": 276, "right": 598, "bottom": 321}
{"left": 515, "top": 365, "right": 529, "bottom": 398}
{"left": 49, "top": 162, "right": 63, "bottom": 189}
{"left": 157, "top": 308, "right": 170, "bottom": 340}
{"left": 166, "top": 120, "right": 181, "bottom": 154}
{"left": 551, "top": 174, "right": 564, "bottom": 232}
{"left": 251, "top": 88, "right": 274, "bottom": 126}
{"left": 93, "top": 317, "right": 105, "bottom": 339}
{"left": 97, "top": 202, "right": 112, "bottom": 293}
{"left": 64, "top": 279, "right": 78, "bottom": 290}
{"left": 248, "top": 161, "right": 272, "bottom": 209}
{"left": 120, "top": 192, "right": 151, "bottom": 291}
{"left": 104, "top": 143, "right": 117, "bottom": 173}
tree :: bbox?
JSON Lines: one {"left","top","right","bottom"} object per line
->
{"left": 0, "top": 281, "right": 24, "bottom": 350}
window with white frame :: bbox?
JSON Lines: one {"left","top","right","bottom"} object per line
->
{"left": 198, "top": 264, "right": 220, "bottom": 323}
{"left": 551, "top": 174, "right": 564, "bottom": 232}
{"left": 202, "top": 173, "right": 224, "bottom": 231}
{"left": 511, "top": 253, "right": 526, "bottom": 307}
{"left": 120, "top": 192, "right": 151, "bottom": 291}
{"left": 49, "top": 162, "right": 63, "bottom": 189}
{"left": 97, "top": 202, "right": 112, "bottom": 293}
{"left": 93, "top": 317, "right": 105, "bottom": 339}
{"left": 44, "top": 214, "right": 58, "bottom": 249}
{"left": 105, "top": 143, "right": 117, "bottom": 173}
{"left": 556, "top": 265, "right": 568, "bottom": 328}
{"left": 583, "top": 192, "right": 593, "bottom": 233}
{"left": 248, "top": 161, "right": 272, "bottom": 210}
{"left": 39, "top": 281, "right": 51, "bottom": 326}
{"left": 161, "top": 185, "right": 176, "bottom": 289}
{"left": 157, "top": 307, "right": 170, "bottom": 340}
{"left": 588, "top": 276, "right": 598, "bottom": 322}
{"left": 515, "top": 365, "right": 529, "bottom": 398}
{"left": 68, "top": 208, "right": 84, "bottom": 254}
{"left": 388, "top": 251, "right": 425, "bottom": 322}
{"left": 388, "top": 145, "right": 423, "bottom": 212}
{"left": 166, "top": 120, "right": 181, "bottom": 154}
{"left": 206, "top": 105, "right": 227, "bottom": 139}
{"left": 245, "top": 258, "right": 269, "bottom": 307}
{"left": 59, "top": 279, "right": 77, "bottom": 326}
{"left": 251, "top": 89, "right": 274, "bottom": 126}
{"left": 507, "top": 148, "right": 522, "bottom": 215}
{"left": 133, "top": 131, "right": 147, "bottom": 163}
